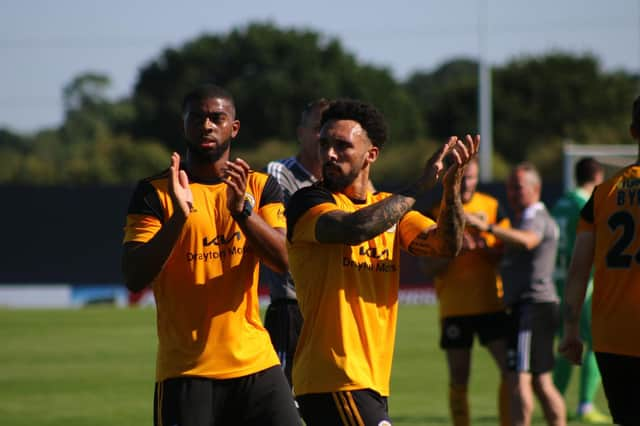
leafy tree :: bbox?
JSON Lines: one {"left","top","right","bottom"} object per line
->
{"left": 0, "top": 128, "right": 27, "bottom": 151}
{"left": 4, "top": 128, "right": 170, "bottom": 185}
{"left": 63, "top": 73, "right": 111, "bottom": 113}
{"left": 132, "top": 22, "right": 422, "bottom": 153}
{"left": 0, "top": 74, "right": 170, "bottom": 185}
{"left": 406, "top": 53, "right": 638, "bottom": 180}
{"left": 493, "top": 52, "right": 637, "bottom": 164}
{"left": 405, "top": 58, "right": 478, "bottom": 139}
{"left": 8, "top": 27, "right": 638, "bottom": 186}
{"left": 60, "top": 72, "right": 136, "bottom": 144}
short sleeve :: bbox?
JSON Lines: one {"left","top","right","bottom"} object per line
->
{"left": 520, "top": 209, "right": 546, "bottom": 239}
{"left": 260, "top": 202, "right": 286, "bottom": 229}
{"left": 580, "top": 192, "right": 595, "bottom": 224}
{"left": 259, "top": 174, "right": 284, "bottom": 207}
{"left": 123, "top": 180, "right": 164, "bottom": 244}
{"left": 286, "top": 185, "right": 337, "bottom": 242}
{"left": 256, "top": 175, "right": 286, "bottom": 229}
{"left": 576, "top": 192, "right": 595, "bottom": 234}
{"left": 398, "top": 210, "right": 436, "bottom": 251}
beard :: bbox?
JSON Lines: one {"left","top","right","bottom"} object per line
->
{"left": 188, "top": 138, "right": 231, "bottom": 164}
{"left": 322, "top": 162, "right": 359, "bottom": 192}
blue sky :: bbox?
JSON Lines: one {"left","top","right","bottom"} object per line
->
{"left": 1, "top": 0, "right": 638, "bottom": 132}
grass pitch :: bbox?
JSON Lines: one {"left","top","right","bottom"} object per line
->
{"left": 0, "top": 305, "right": 607, "bottom": 425}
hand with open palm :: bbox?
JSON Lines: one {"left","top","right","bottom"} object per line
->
{"left": 168, "top": 152, "right": 194, "bottom": 219}
{"left": 418, "top": 134, "right": 480, "bottom": 192}
{"left": 224, "top": 157, "right": 251, "bottom": 216}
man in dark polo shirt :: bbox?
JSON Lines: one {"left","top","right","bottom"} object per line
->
{"left": 466, "top": 162, "right": 565, "bottom": 426}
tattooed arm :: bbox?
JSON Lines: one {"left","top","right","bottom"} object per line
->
{"left": 405, "top": 134, "right": 479, "bottom": 256}
{"left": 407, "top": 156, "right": 466, "bottom": 257}
{"left": 558, "top": 231, "right": 594, "bottom": 365}
{"left": 316, "top": 135, "right": 478, "bottom": 245}
{"left": 316, "top": 192, "right": 417, "bottom": 245}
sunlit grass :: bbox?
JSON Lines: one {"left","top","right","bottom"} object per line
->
{"left": 0, "top": 305, "right": 608, "bottom": 425}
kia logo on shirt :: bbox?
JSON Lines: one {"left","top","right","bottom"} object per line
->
{"left": 203, "top": 231, "right": 242, "bottom": 247}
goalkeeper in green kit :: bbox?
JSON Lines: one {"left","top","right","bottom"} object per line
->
{"left": 552, "top": 157, "right": 610, "bottom": 424}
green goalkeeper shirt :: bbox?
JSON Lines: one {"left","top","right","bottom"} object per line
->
{"left": 551, "top": 187, "right": 593, "bottom": 300}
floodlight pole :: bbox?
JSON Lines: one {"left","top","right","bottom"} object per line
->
{"left": 478, "top": 0, "right": 493, "bottom": 182}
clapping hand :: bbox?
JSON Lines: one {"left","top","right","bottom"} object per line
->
{"left": 224, "top": 157, "right": 251, "bottom": 216}
{"left": 465, "top": 212, "right": 489, "bottom": 232}
{"left": 442, "top": 134, "right": 480, "bottom": 188}
{"left": 168, "top": 152, "right": 194, "bottom": 219}
{"left": 419, "top": 135, "right": 480, "bottom": 192}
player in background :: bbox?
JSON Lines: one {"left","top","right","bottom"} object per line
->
{"left": 467, "top": 163, "right": 565, "bottom": 426}
{"left": 559, "top": 96, "right": 640, "bottom": 426}
{"left": 287, "top": 98, "right": 479, "bottom": 425}
{"left": 551, "top": 157, "right": 609, "bottom": 424}
{"left": 122, "top": 84, "right": 301, "bottom": 425}
{"left": 261, "top": 98, "right": 330, "bottom": 386}
{"left": 422, "top": 157, "right": 510, "bottom": 426}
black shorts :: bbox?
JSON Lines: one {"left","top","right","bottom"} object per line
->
{"left": 297, "top": 389, "right": 391, "bottom": 426}
{"left": 440, "top": 311, "right": 508, "bottom": 349}
{"left": 154, "top": 366, "right": 301, "bottom": 426}
{"left": 264, "top": 298, "right": 303, "bottom": 385}
{"left": 595, "top": 351, "right": 640, "bottom": 425}
{"left": 506, "top": 302, "right": 559, "bottom": 374}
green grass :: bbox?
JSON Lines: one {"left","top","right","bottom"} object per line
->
{"left": 0, "top": 305, "right": 608, "bottom": 425}
{"left": 391, "top": 305, "right": 609, "bottom": 425}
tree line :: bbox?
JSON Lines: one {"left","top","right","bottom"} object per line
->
{"left": 1, "top": 22, "right": 637, "bottom": 185}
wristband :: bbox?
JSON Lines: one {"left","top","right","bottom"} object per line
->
{"left": 232, "top": 199, "right": 253, "bottom": 221}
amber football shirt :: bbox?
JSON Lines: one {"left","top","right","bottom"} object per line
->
{"left": 287, "top": 185, "right": 435, "bottom": 397}
{"left": 578, "top": 164, "right": 640, "bottom": 357}
{"left": 433, "top": 191, "right": 508, "bottom": 318}
{"left": 123, "top": 169, "right": 285, "bottom": 382}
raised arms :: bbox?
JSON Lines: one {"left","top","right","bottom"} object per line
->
{"left": 406, "top": 136, "right": 475, "bottom": 257}
{"left": 315, "top": 135, "right": 479, "bottom": 252}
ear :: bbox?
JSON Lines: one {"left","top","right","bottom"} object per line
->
{"left": 365, "top": 146, "right": 379, "bottom": 165}
{"left": 231, "top": 120, "right": 240, "bottom": 138}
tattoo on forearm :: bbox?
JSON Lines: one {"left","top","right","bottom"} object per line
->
{"left": 322, "top": 194, "right": 415, "bottom": 244}
{"left": 436, "top": 180, "right": 464, "bottom": 256}
{"left": 351, "top": 194, "right": 414, "bottom": 239}
{"left": 409, "top": 232, "right": 440, "bottom": 256}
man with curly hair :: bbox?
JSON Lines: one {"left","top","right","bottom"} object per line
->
{"left": 261, "top": 98, "right": 330, "bottom": 387}
{"left": 286, "top": 98, "right": 479, "bottom": 425}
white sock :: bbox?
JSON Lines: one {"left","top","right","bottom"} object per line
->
{"left": 577, "top": 402, "right": 594, "bottom": 415}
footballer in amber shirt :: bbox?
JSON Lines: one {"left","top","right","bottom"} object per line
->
{"left": 124, "top": 170, "right": 285, "bottom": 382}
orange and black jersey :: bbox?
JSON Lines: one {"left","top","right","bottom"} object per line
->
{"left": 431, "top": 192, "right": 509, "bottom": 318}
{"left": 123, "top": 168, "right": 285, "bottom": 382}
{"left": 578, "top": 164, "right": 640, "bottom": 357}
{"left": 286, "top": 184, "right": 435, "bottom": 397}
